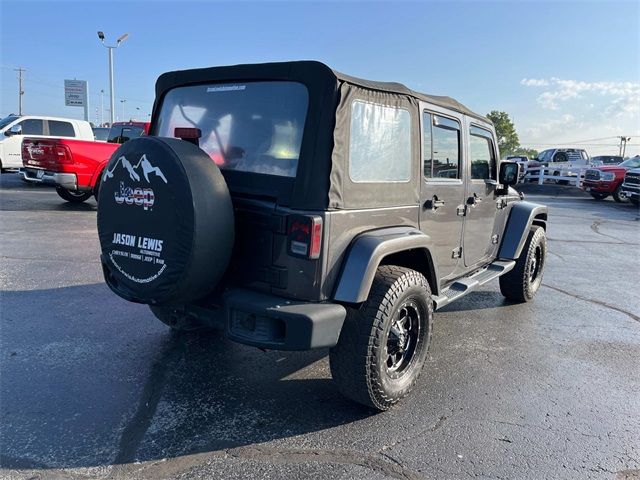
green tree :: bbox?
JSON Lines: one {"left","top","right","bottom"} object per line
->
{"left": 486, "top": 111, "right": 520, "bottom": 157}
{"left": 512, "top": 147, "right": 539, "bottom": 159}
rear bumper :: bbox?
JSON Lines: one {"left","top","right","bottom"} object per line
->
{"left": 155, "top": 288, "right": 347, "bottom": 351}
{"left": 20, "top": 168, "right": 77, "bottom": 190}
{"left": 224, "top": 289, "right": 346, "bottom": 350}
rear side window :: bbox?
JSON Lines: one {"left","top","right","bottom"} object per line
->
{"left": 349, "top": 101, "right": 411, "bottom": 182}
{"left": 19, "top": 119, "right": 44, "bottom": 135}
{"left": 424, "top": 113, "right": 460, "bottom": 179}
{"left": 469, "top": 126, "right": 496, "bottom": 180}
{"left": 48, "top": 120, "right": 75, "bottom": 137}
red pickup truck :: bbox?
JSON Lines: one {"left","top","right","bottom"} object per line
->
{"left": 582, "top": 156, "right": 640, "bottom": 202}
{"left": 21, "top": 121, "right": 150, "bottom": 203}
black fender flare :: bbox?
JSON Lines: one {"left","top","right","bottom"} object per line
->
{"left": 333, "top": 226, "right": 439, "bottom": 304}
{"left": 498, "top": 201, "right": 548, "bottom": 260}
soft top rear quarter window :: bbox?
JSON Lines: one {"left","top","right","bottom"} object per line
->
{"left": 348, "top": 100, "right": 411, "bottom": 183}
{"left": 156, "top": 81, "right": 309, "bottom": 178}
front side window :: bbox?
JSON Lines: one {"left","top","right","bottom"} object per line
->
{"left": 48, "top": 121, "right": 75, "bottom": 137}
{"left": 156, "top": 81, "right": 309, "bottom": 178}
{"left": 19, "top": 119, "right": 44, "bottom": 135}
{"left": 469, "top": 126, "right": 496, "bottom": 180}
{"left": 424, "top": 114, "right": 460, "bottom": 179}
{"left": 349, "top": 101, "right": 411, "bottom": 182}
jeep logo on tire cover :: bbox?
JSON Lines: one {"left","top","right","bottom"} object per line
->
{"left": 103, "top": 154, "right": 167, "bottom": 211}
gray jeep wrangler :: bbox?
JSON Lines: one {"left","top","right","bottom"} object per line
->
{"left": 97, "top": 61, "right": 548, "bottom": 410}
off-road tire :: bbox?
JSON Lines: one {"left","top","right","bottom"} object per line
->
{"left": 56, "top": 186, "right": 93, "bottom": 203}
{"left": 612, "top": 184, "right": 627, "bottom": 203}
{"left": 630, "top": 197, "right": 640, "bottom": 207}
{"left": 329, "top": 266, "right": 433, "bottom": 411}
{"left": 500, "top": 226, "right": 547, "bottom": 302}
{"left": 149, "top": 305, "right": 207, "bottom": 332}
{"left": 590, "top": 193, "right": 608, "bottom": 200}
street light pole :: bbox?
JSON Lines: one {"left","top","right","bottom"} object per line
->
{"left": 100, "top": 89, "right": 104, "bottom": 126}
{"left": 97, "top": 31, "right": 129, "bottom": 125}
{"left": 121, "top": 99, "right": 126, "bottom": 121}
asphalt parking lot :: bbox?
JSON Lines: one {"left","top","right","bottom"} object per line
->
{"left": 1, "top": 174, "right": 639, "bottom": 480}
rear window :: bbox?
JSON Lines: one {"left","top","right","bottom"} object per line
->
{"left": 107, "top": 125, "right": 145, "bottom": 144}
{"left": 156, "top": 81, "right": 309, "bottom": 178}
{"left": 48, "top": 120, "right": 75, "bottom": 137}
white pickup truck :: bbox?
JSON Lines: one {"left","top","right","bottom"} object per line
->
{"left": 0, "top": 115, "right": 94, "bottom": 171}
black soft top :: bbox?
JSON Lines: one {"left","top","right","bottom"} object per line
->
{"left": 152, "top": 61, "right": 489, "bottom": 210}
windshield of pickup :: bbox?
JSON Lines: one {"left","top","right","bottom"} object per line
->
{"left": 155, "top": 81, "right": 309, "bottom": 177}
{"left": 620, "top": 156, "right": 640, "bottom": 169}
{"left": 0, "top": 115, "right": 19, "bottom": 130}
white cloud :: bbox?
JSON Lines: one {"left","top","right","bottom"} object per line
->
{"left": 521, "top": 77, "right": 640, "bottom": 112}
{"left": 520, "top": 78, "right": 549, "bottom": 87}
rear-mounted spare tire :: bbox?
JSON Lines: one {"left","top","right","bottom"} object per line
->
{"left": 97, "top": 136, "right": 234, "bottom": 305}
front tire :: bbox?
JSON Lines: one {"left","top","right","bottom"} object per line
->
{"left": 329, "top": 266, "right": 433, "bottom": 411}
{"left": 612, "top": 184, "right": 627, "bottom": 203}
{"left": 500, "top": 226, "right": 547, "bottom": 302}
{"left": 56, "top": 186, "right": 93, "bottom": 203}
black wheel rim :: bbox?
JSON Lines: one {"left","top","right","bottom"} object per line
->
{"left": 529, "top": 245, "right": 542, "bottom": 283}
{"left": 385, "top": 300, "right": 421, "bottom": 376}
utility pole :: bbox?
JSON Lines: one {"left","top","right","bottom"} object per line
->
{"left": 618, "top": 136, "right": 631, "bottom": 157}
{"left": 14, "top": 67, "right": 25, "bottom": 115}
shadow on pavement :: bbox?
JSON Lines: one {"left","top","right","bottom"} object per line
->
{"left": 0, "top": 283, "right": 370, "bottom": 471}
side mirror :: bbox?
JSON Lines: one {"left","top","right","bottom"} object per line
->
{"left": 6, "top": 124, "right": 22, "bottom": 136}
{"left": 499, "top": 161, "right": 520, "bottom": 186}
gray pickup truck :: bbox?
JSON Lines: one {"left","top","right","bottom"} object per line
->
{"left": 96, "top": 61, "right": 548, "bottom": 410}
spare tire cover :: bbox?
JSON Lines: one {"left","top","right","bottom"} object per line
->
{"left": 97, "top": 136, "right": 234, "bottom": 305}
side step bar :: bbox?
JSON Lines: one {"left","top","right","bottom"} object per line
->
{"left": 433, "top": 260, "right": 516, "bottom": 310}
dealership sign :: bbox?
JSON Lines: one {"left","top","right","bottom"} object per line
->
{"left": 64, "top": 79, "right": 88, "bottom": 107}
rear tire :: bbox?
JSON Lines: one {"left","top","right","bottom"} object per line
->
{"left": 500, "top": 226, "right": 547, "bottom": 302}
{"left": 329, "top": 266, "right": 433, "bottom": 411}
{"left": 590, "top": 193, "right": 608, "bottom": 200}
{"left": 56, "top": 186, "right": 93, "bottom": 203}
{"left": 612, "top": 184, "right": 627, "bottom": 203}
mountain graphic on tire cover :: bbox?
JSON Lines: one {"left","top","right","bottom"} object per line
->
{"left": 103, "top": 154, "right": 168, "bottom": 184}
{"left": 97, "top": 136, "right": 234, "bottom": 306}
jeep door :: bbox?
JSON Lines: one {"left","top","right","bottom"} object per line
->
{"left": 418, "top": 105, "right": 466, "bottom": 280}
{"left": 462, "top": 123, "right": 499, "bottom": 267}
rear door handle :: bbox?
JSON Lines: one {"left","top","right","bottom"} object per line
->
{"left": 424, "top": 196, "right": 445, "bottom": 210}
{"left": 467, "top": 193, "right": 482, "bottom": 206}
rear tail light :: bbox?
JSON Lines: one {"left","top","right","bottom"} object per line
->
{"left": 288, "top": 215, "right": 322, "bottom": 259}
{"left": 22, "top": 140, "right": 73, "bottom": 166}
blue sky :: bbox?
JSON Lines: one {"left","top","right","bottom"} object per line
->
{"left": 1, "top": 0, "right": 638, "bottom": 155}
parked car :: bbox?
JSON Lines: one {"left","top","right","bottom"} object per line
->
{"left": 92, "top": 127, "right": 110, "bottom": 142}
{"left": 590, "top": 155, "right": 623, "bottom": 166}
{"left": 21, "top": 121, "right": 150, "bottom": 203}
{"left": 105, "top": 121, "right": 150, "bottom": 144}
{"left": 0, "top": 114, "right": 93, "bottom": 171}
{"left": 535, "top": 148, "right": 589, "bottom": 184}
{"left": 507, "top": 155, "right": 541, "bottom": 181}
{"left": 582, "top": 155, "right": 640, "bottom": 202}
{"left": 95, "top": 60, "right": 548, "bottom": 410}
{"left": 621, "top": 163, "right": 640, "bottom": 207}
